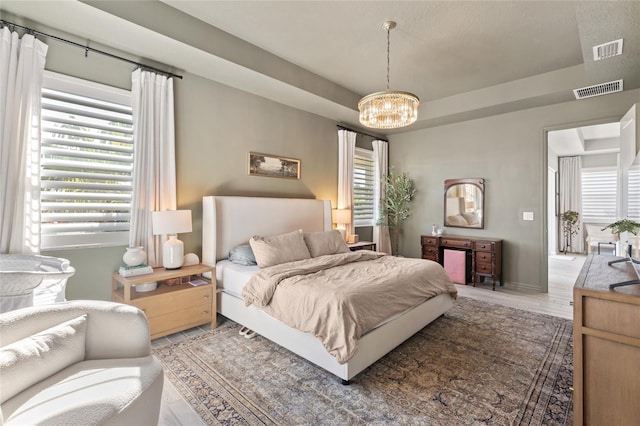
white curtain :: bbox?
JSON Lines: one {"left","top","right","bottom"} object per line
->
{"left": 372, "top": 139, "right": 392, "bottom": 253}
{"left": 337, "top": 129, "right": 356, "bottom": 238}
{"left": 130, "top": 69, "right": 176, "bottom": 267}
{"left": 558, "top": 156, "right": 583, "bottom": 253}
{"left": 0, "top": 28, "right": 48, "bottom": 254}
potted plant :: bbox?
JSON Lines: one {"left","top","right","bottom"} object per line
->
{"left": 560, "top": 210, "right": 580, "bottom": 254}
{"left": 601, "top": 219, "right": 640, "bottom": 236}
{"left": 377, "top": 170, "right": 416, "bottom": 255}
{"left": 602, "top": 219, "right": 640, "bottom": 257}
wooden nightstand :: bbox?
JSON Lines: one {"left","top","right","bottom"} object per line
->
{"left": 112, "top": 263, "right": 216, "bottom": 339}
{"left": 348, "top": 241, "right": 377, "bottom": 251}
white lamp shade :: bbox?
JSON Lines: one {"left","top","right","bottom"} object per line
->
{"left": 331, "top": 209, "right": 352, "bottom": 225}
{"left": 152, "top": 210, "right": 192, "bottom": 235}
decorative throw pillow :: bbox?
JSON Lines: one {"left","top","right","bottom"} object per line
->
{"left": 228, "top": 244, "right": 257, "bottom": 266}
{"left": 303, "top": 230, "right": 350, "bottom": 257}
{"left": 0, "top": 314, "right": 87, "bottom": 403}
{"left": 249, "top": 229, "right": 311, "bottom": 268}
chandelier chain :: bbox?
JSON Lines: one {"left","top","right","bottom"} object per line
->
{"left": 386, "top": 25, "right": 390, "bottom": 90}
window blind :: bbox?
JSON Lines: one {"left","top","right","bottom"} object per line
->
{"left": 581, "top": 168, "right": 617, "bottom": 222}
{"left": 40, "top": 74, "right": 133, "bottom": 249}
{"left": 353, "top": 149, "right": 375, "bottom": 226}
{"left": 629, "top": 168, "right": 640, "bottom": 220}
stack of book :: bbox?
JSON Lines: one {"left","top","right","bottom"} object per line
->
{"left": 118, "top": 263, "right": 153, "bottom": 277}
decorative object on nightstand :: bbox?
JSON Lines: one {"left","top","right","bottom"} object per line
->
{"left": 346, "top": 234, "right": 359, "bottom": 244}
{"left": 112, "top": 263, "right": 216, "bottom": 339}
{"left": 332, "top": 208, "right": 351, "bottom": 242}
{"left": 118, "top": 263, "right": 153, "bottom": 278}
{"left": 122, "top": 246, "right": 146, "bottom": 266}
{"left": 152, "top": 210, "right": 193, "bottom": 269}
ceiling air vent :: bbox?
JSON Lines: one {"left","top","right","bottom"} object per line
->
{"left": 573, "top": 80, "right": 623, "bottom": 100}
{"left": 592, "top": 39, "right": 623, "bottom": 61}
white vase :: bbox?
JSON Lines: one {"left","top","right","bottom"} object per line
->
{"left": 123, "top": 246, "right": 146, "bottom": 267}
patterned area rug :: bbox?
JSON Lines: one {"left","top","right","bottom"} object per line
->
{"left": 153, "top": 297, "right": 573, "bottom": 425}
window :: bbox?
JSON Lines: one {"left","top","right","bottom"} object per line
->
{"left": 353, "top": 148, "right": 375, "bottom": 226}
{"left": 581, "top": 167, "right": 617, "bottom": 222}
{"left": 40, "top": 72, "right": 133, "bottom": 249}
{"left": 629, "top": 167, "right": 640, "bottom": 220}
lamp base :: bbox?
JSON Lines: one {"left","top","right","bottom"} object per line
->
{"left": 163, "top": 235, "right": 184, "bottom": 269}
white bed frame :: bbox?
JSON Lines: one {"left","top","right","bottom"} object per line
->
{"left": 202, "top": 195, "right": 454, "bottom": 382}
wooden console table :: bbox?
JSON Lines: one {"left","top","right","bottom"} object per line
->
{"left": 421, "top": 235, "right": 503, "bottom": 290}
{"left": 573, "top": 254, "right": 640, "bottom": 426}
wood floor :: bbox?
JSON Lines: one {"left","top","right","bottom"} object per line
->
{"left": 156, "top": 254, "right": 585, "bottom": 425}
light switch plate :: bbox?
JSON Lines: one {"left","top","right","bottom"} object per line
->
{"left": 523, "top": 211, "right": 534, "bottom": 221}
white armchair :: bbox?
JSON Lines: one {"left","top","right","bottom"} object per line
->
{"left": 0, "top": 300, "right": 164, "bottom": 425}
{"left": 585, "top": 223, "right": 620, "bottom": 255}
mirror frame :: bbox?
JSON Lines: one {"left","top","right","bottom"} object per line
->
{"left": 443, "top": 178, "right": 485, "bottom": 229}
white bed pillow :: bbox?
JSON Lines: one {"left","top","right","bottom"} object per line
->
{"left": 249, "top": 229, "right": 311, "bottom": 268}
{"left": 0, "top": 314, "right": 87, "bottom": 403}
{"left": 303, "top": 230, "right": 350, "bottom": 257}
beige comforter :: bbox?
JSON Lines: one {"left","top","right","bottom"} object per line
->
{"left": 242, "top": 251, "right": 457, "bottom": 364}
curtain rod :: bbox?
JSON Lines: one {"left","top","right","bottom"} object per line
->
{"left": 0, "top": 20, "right": 183, "bottom": 80}
{"left": 336, "top": 125, "right": 388, "bottom": 142}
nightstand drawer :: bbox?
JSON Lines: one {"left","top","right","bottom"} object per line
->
{"left": 147, "top": 303, "right": 213, "bottom": 337}
{"left": 133, "top": 285, "right": 212, "bottom": 318}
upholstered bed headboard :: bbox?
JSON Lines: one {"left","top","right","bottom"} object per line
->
{"left": 202, "top": 196, "right": 332, "bottom": 265}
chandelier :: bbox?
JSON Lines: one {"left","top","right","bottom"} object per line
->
{"left": 358, "top": 21, "right": 419, "bottom": 129}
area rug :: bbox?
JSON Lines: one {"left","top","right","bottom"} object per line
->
{"left": 153, "top": 297, "right": 573, "bottom": 425}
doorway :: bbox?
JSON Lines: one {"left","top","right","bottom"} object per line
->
{"left": 546, "top": 120, "right": 620, "bottom": 297}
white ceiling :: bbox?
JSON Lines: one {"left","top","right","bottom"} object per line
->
{"left": 2, "top": 1, "right": 639, "bottom": 135}
{"left": 548, "top": 122, "right": 620, "bottom": 157}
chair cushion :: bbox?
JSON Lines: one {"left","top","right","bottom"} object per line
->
{"left": 1, "top": 356, "right": 163, "bottom": 425}
{"left": 0, "top": 315, "right": 87, "bottom": 404}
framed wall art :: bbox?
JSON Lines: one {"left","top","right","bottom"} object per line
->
{"left": 248, "top": 152, "right": 300, "bottom": 180}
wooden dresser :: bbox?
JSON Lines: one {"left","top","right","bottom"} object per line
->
{"left": 573, "top": 255, "right": 640, "bottom": 426}
{"left": 421, "top": 235, "right": 502, "bottom": 290}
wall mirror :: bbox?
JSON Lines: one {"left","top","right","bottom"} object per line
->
{"left": 444, "top": 178, "right": 485, "bottom": 229}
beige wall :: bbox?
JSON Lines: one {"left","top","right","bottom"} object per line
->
{"left": 10, "top": 12, "right": 640, "bottom": 297}
{"left": 30, "top": 19, "right": 338, "bottom": 301}
{"left": 389, "top": 88, "right": 640, "bottom": 291}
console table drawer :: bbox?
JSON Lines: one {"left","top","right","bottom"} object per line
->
{"left": 422, "top": 246, "right": 438, "bottom": 257}
{"left": 476, "top": 262, "right": 494, "bottom": 274}
{"left": 475, "top": 241, "right": 495, "bottom": 251}
{"left": 441, "top": 238, "right": 472, "bottom": 248}
{"left": 476, "top": 251, "right": 494, "bottom": 263}
{"left": 421, "top": 236, "right": 438, "bottom": 246}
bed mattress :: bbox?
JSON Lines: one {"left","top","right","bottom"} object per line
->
{"left": 215, "top": 260, "right": 259, "bottom": 297}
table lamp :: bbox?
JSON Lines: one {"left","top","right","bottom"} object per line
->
{"left": 152, "top": 210, "right": 192, "bottom": 269}
{"left": 332, "top": 208, "right": 352, "bottom": 242}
